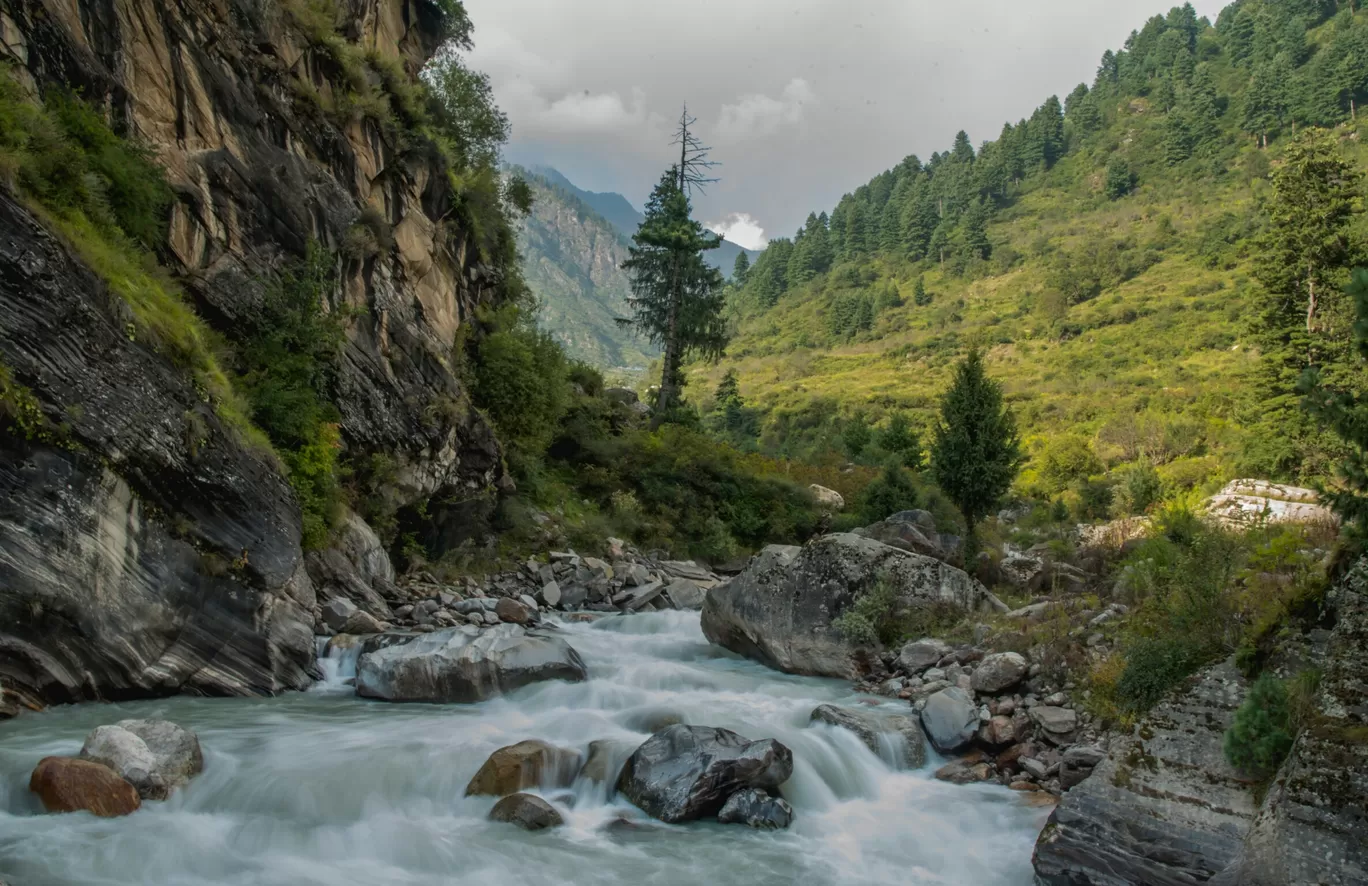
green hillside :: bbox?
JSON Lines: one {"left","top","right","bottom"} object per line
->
{"left": 690, "top": 0, "right": 1368, "bottom": 505}
{"left": 513, "top": 167, "right": 656, "bottom": 369}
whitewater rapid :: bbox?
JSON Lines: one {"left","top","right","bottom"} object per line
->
{"left": 0, "top": 611, "right": 1049, "bottom": 885}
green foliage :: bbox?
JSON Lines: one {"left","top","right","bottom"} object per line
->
{"left": 234, "top": 245, "right": 348, "bottom": 548}
{"left": 1105, "top": 156, "right": 1136, "bottom": 199}
{"left": 856, "top": 462, "right": 921, "bottom": 525}
{"left": 1224, "top": 673, "right": 1295, "bottom": 779}
{"left": 1039, "top": 434, "right": 1103, "bottom": 493}
{"left": 877, "top": 413, "right": 923, "bottom": 468}
{"left": 1116, "top": 636, "right": 1208, "bottom": 712}
{"left": 930, "top": 349, "right": 1023, "bottom": 531}
{"left": 468, "top": 306, "right": 571, "bottom": 457}
{"left": 425, "top": 48, "right": 510, "bottom": 169}
{"left": 1115, "top": 463, "right": 1165, "bottom": 515}
{"left": 842, "top": 414, "right": 872, "bottom": 458}
{"left": 832, "top": 579, "right": 898, "bottom": 647}
{"left": 1298, "top": 268, "right": 1368, "bottom": 548}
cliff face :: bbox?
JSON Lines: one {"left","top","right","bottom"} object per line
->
{"left": 0, "top": 0, "right": 505, "bottom": 711}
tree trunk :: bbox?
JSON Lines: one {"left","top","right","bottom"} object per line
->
{"left": 653, "top": 252, "right": 684, "bottom": 428}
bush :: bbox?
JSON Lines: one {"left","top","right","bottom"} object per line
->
{"left": 855, "top": 462, "right": 920, "bottom": 525}
{"left": 832, "top": 579, "right": 897, "bottom": 646}
{"left": 1115, "top": 637, "right": 1205, "bottom": 712}
{"left": 1224, "top": 673, "right": 1294, "bottom": 780}
{"left": 1114, "top": 463, "right": 1163, "bottom": 515}
{"left": 469, "top": 307, "right": 570, "bottom": 457}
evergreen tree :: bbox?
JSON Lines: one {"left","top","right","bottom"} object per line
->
{"left": 1163, "top": 110, "right": 1196, "bottom": 165}
{"left": 930, "top": 349, "right": 1023, "bottom": 534}
{"left": 1250, "top": 128, "right": 1362, "bottom": 476}
{"left": 952, "top": 130, "right": 976, "bottom": 164}
{"left": 913, "top": 275, "right": 932, "bottom": 306}
{"left": 732, "top": 250, "right": 750, "bottom": 284}
{"left": 713, "top": 368, "right": 746, "bottom": 432}
{"left": 877, "top": 412, "right": 923, "bottom": 469}
{"left": 1105, "top": 156, "right": 1136, "bottom": 198}
{"left": 1244, "top": 54, "right": 1293, "bottom": 147}
{"left": 843, "top": 414, "right": 871, "bottom": 459}
{"left": 1299, "top": 269, "right": 1368, "bottom": 547}
{"left": 622, "top": 114, "right": 728, "bottom": 424}
{"left": 958, "top": 199, "right": 992, "bottom": 262}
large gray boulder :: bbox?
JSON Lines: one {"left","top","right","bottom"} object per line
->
{"left": 79, "top": 719, "right": 203, "bottom": 800}
{"left": 970, "top": 652, "right": 1028, "bottom": 693}
{"left": 616, "top": 725, "right": 793, "bottom": 824}
{"left": 1033, "top": 659, "right": 1257, "bottom": 885}
{"left": 920, "top": 687, "right": 979, "bottom": 753}
{"left": 898, "top": 638, "right": 951, "bottom": 673}
{"left": 356, "top": 625, "right": 587, "bottom": 703}
{"left": 701, "top": 533, "right": 987, "bottom": 678}
{"left": 855, "top": 510, "right": 947, "bottom": 561}
{"left": 809, "top": 704, "right": 926, "bottom": 768}
{"left": 488, "top": 792, "right": 563, "bottom": 830}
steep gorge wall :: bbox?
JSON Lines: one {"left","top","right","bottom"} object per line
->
{"left": 0, "top": 0, "right": 505, "bottom": 712}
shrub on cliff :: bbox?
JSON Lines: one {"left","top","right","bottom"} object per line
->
{"left": 1224, "top": 673, "right": 1295, "bottom": 780}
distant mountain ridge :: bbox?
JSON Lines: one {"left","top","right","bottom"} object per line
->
{"left": 529, "top": 165, "right": 761, "bottom": 277}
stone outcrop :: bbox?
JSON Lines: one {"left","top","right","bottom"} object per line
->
{"left": 701, "top": 534, "right": 986, "bottom": 678}
{"left": 0, "top": 0, "right": 507, "bottom": 712}
{"left": 1206, "top": 479, "right": 1337, "bottom": 527}
{"left": 79, "top": 719, "right": 203, "bottom": 800}
{"left": 29, "top": 756, "right": 142, "bottom": 817}
{"left": 355, "top": 625, "right": 587, "bottom": 703}
{"left": 1211, "top": 563, "right": 1368, "bottom": 886}
{"left": 1032, "top": 660, "right": 1257, "bottom": 885}
{"left": 616, "top": 725, "right": 793, "bottom": 824}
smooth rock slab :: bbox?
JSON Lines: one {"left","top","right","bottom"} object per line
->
{"left": 717, "top": 788, "right": 794, "bottom": 829}
{"left": 356, "top": 625, "right": 587, "bottom": 703}
{"left": 809, "top": 704, "right": 926, "bottom": 768}
{"left": 920, "top": 687, "right": 979, "bottom": 753}
{"left": 30, "top": 757, "right": 141, "bottom": 817}
{"left": 616, "top": 725, "right": 793, "bottom": 824}
{"left": 79, "top": 719, "right": 203, "bottom": 800}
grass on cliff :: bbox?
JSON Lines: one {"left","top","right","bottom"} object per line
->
{"left": 0, "top": 71, "right": 271, "bottom": 454}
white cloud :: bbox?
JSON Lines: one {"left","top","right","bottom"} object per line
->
{"left": 715, "top": 79, "right": 815, "bottom": 140}
{"left": 709, "top": 213, "right": 768, "bottom": 251}
{"left": 543, "top": 87, "right": 655, "bottom": 132}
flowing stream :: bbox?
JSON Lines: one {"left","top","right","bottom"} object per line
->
{"left": 0, "top": 612, "right": 1049, "bottom": 885}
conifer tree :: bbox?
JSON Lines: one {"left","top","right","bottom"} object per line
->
{"left": 878, "top": 413, "right": 923, "bottom": 469}
{"left": 622, "top": 109, "right": 727, "bottom": 423}
{"left": 913, "top": 275, "right": 932, "bottom": 306}
{"left": 930, "top": 349, "right": 1023, "bottom": 535}
{"left": 732, "top": 251, "right": 750, "bottom": 284}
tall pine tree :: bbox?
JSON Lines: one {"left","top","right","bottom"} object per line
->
{"left": 930, "top": 349, "right": 1023, "bottom": 535}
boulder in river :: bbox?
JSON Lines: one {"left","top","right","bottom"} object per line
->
{"left": 465, "top": 740, "right": 582, "bottom": 797}
{"left": 919, "top": 687, "right": 979, "bottom": 753}
{"left": 701, "top": 533, "right": 986, "bottom": 678}
{"left": 356, "top": 625, "right": 587, "bottom": 703}
{"left": 616, "top": 725, "right": 793, "bottom": 824}
{"left": 809, "top": 704, "right": 926, "bottom": 768}
{"left": 717, "top": 788, "right": 794, "bottom": 829}
{"left": 488, "top": 793, "right": 564, "bottom": 830}
{"left": 79, "top": 719, "right": 203, "bottom": 800}
{"left": 29, "top": 756, "right": 141, "bottom": 817}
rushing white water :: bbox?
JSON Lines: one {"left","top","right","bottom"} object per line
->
{"left": 0, "top": 612, "right": 1049, "bottom": 885}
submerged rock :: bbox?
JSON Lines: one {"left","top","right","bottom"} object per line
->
{"left": 616, "top": 725, "right": 793, "bottom": 824}
{"left": 488, "top": 793, "right": 564, "bottom": 830}
{"left": 356, "top": 625, "right": 587, "bottom": 703}
{"left": 79, "top": 719, "right": 203, "bottom": 800}
{"left": 717, "top": 788, "right": 794, "bottom": 829}
{"left": 30, "top": 757, "right": 141, "bottom": 817}
{"left": 701, "top": 534, "right": 986, "bottom": 678}
{"left": 808, "top": 704, "right": 926, "bottom": 768}
{"left": 465, "top": 740, "right": 582, "bottom": 797}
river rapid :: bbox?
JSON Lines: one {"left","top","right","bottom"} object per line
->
{"left": 0, "top": 611, "right": 1049, "bottom": 885}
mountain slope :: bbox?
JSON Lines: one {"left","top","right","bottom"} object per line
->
{"left": 700, "top": 0, "right": 1368, "bottom": 496}
{"left": 514, "top": 168, "right": 656, "bottom": 369}
{"left": 530, "top": 165, "right": 760, "bottom": 277}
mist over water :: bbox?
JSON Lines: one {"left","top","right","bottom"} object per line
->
{"left": 0, "top": 612, "right": 1048, "bottom": 885}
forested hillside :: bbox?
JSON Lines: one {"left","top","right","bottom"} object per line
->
{"left": 513, "top": 168, "right": 655, "bottom": 369}
{"left": 699, "top": 0, "right": 1368, "bottom": 510}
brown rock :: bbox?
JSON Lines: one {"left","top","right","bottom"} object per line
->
{"left": 996, "top": 743, "right": 1030, "bottom": 773}
{"left": 464, "top": 740, "right": 580, "bottom": 797}
{"left": 978, "top": 714, "right": 1017, "bottom": 747}
{"left": 495, "top": 597, "right": 534, "bottom": 625}
{"left": 30, "top": 756, "right": 141, "bottom": 817}
{"left": 935, "top": 761, "right": 993, "bottom": 784}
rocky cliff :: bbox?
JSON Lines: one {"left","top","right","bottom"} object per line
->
{"left": 0, "top": 0, "right": 507, "bottom": 712}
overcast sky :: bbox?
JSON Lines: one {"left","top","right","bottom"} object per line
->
{"left": 464, "top": 0, "right": 1228, "bottom": 249}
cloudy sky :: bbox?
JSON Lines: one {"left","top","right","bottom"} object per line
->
{"left": 464, "top": 0, "right": 1228, "bottom": 250}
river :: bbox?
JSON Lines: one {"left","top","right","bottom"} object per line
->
{"left": 0, "top": 611, "right": 1049, "bottom": 885}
